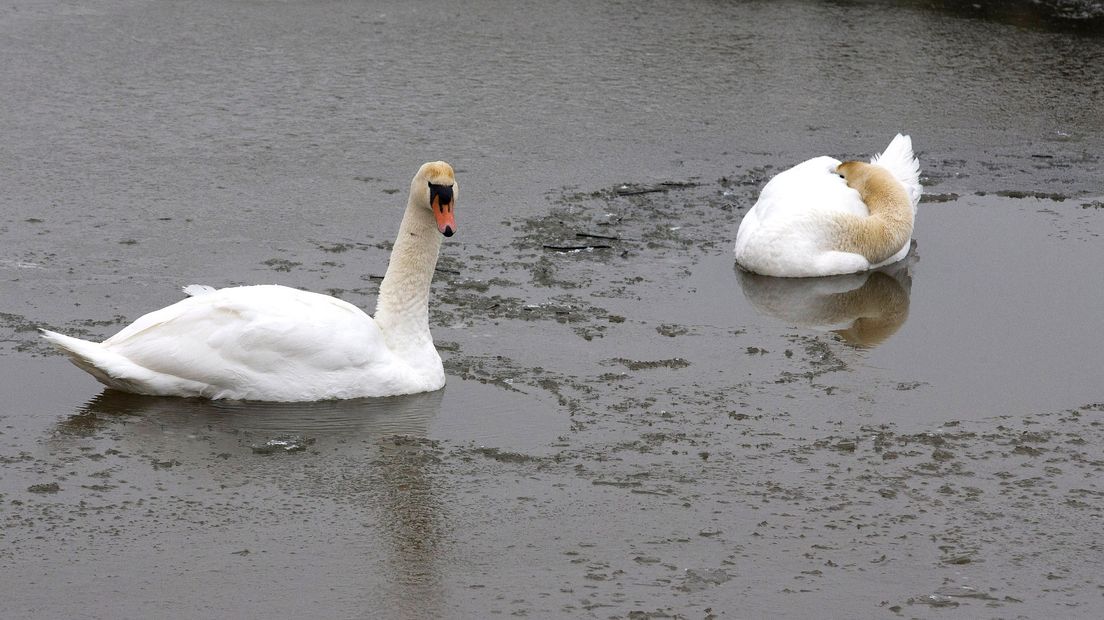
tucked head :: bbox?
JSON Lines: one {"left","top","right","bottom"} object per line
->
{"left": 835, "top": 160, "right": 873, "bottom": 186}
{"left": 412, "top": 161, "right": 458, "bottom": 237}
{"left": 836, "top": 160, "right": 910, "bottom": 205}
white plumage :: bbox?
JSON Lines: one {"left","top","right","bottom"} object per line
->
{"left": 42, "top": 161, "right": 459, "bottom": 402}
{"left": 734, "top": 134, "right": 922, "bottom": 277}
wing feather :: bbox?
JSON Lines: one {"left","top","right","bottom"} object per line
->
{"left": 104, "top": 285, "right": 390, "bottom": 391}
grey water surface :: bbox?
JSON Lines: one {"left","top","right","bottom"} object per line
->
{"left": 2, "top": 0, "right": 1104, "bottom": 618}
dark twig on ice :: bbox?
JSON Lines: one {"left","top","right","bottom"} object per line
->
{"left": 614, "top": 181, "right": 699, "bottom": 196}
{"left": 575, "top": 232, "right": 619, "bottom": 241}
{"left": 543, "top": 244, "right": 612, "bottom": 251}
{"left": 615, "top": 187, "right": 669, "bottom": 196}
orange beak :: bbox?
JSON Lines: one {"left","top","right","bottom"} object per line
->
{"left": 432, "top": 194, "right": 456, "bottom": 237}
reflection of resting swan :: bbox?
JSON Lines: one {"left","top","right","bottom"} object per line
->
{"left": 735, "top": 134, "right": 921, "bottom": 277}
{"left": 737, "top": 258, "right": 913, "bottom": 348}
{"left": 42, "top": 162, "right": 458, "bottom": 401}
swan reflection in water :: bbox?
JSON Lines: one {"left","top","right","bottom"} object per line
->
{"left": 55, "top": 388, "right": 450, "bottom": 618}
{"left": 736, "top": 256, "right": 915, "bottom": 348}
{"left": 60, "top": 388, "right": 444, "bottom": 440}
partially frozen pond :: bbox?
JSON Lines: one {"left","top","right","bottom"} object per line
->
{"left": 2, "top": 0, "right": 1103, "bottom": 617}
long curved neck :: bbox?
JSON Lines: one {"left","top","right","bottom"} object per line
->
{"left": 838, "top": 170, "right": 914, "bottom": 264}
{"left": 373, "top": 194, "right": 441, "bottom": 351}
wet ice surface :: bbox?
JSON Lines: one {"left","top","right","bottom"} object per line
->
{"left": 3, "top": 0, "right": 1104, "bottom": 618}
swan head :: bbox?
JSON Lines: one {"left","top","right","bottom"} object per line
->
{"left": 412, "top": 161, "right": 458, "bottom": 237}
{"left": 835, "top": 160, "right": 873, "bottom": 187}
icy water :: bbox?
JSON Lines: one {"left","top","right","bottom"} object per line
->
{"left": 3, "top": 0, "right": 1104, "bottom": 617}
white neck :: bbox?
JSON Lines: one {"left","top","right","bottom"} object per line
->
{"left": 373, "top": 192, "right": 442, "bottom": 353}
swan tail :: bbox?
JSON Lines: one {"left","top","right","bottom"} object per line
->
{"left": 183, "top": 284, "right": 216, "bottom": 297}
{"left": 40, "top": 329, "right": 165, "bottom": 394}
{"left": 870, "top": 134, "right": 922, "bottom": 209}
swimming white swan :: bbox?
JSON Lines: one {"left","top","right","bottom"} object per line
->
{"left": 41, "top": 161, "right": 459, "bottom": 402}
{"left": 734, "top": 134, "right": 921, "bottom": 277}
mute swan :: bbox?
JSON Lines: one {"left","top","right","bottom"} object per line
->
{"left": 734, "top": 134, "right": 921, "bottom": 277}
{"left": 41, "top": 161, "right": 459, "bottom": 402}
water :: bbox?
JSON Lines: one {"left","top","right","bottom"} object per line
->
{"left": 2, "top": 0, "right": 1104, "bottom": 617}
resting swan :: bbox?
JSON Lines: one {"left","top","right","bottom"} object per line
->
{"left": 41, "top": 161, "right": 459, "bottom": 402}
{"left": 734, "top": 134, "right": 921, "bottom": 277}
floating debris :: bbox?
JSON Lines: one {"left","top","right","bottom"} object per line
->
{"left": 934, "top": 585, "right": 998, "bottom": 601}
{"left": 251, "top": 435, "right": 315, "bottom": 455}
{"left": 677, "top": 568, "right": 731, "bottom": 592}
{"left": 542, "top": 243, "right": 612, "bottom": 252}
{"left": 575, "top": 232, "right": 619, "bottom": 241}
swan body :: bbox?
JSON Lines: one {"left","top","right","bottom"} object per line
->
{"left": 42, "top": 161, "right": 459, "bottom": 402}
{"left": 734, "top": 134, "right": 921, "bottom": 277}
